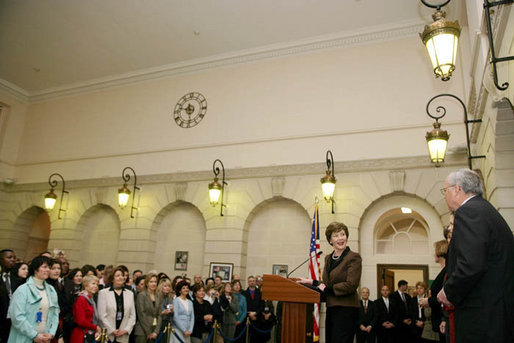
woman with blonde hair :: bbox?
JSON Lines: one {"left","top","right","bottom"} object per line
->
{"left": 156, "top": 278, "right": 173, "bottom": 332}
{"left": 70, "top": 275, "right": 102, "bottom": 343}
{"left": 134, "top": 273, "right": 162, "bottom": 342}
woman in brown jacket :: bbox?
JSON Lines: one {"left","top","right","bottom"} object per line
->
{"left": 299, "top": 222, "right": 362, "bottom": 343}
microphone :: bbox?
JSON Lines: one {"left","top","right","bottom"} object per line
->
{"left": 286, "top": 251, "right": 323, "bottom": 278}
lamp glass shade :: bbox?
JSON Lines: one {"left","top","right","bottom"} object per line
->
{"left": 425, "top": 33, "right": 459, "bottom": 80}
{"left": 320, "top": 172, "right": 336, "bottom": 202}
{"left": 427, "top": 137, "right": 448, "bottom": 164}
{"left": 321, "top": 181, "right": 335, "bottom": 201}
{"left": 118, "top": 185, "right": 130, "bottom": 208}
{"left": 208, "top": 179, "right": 222, "bottom": 205}
{"left": 420, "top": 11, "right": 461, "bottom": 81}
{"left": 44, "top": 191, "right": 57, "bottom": 210}
{"left": 426, "top": 122, "right": 450, "bottom": 165}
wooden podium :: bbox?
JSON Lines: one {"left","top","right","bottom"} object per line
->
{"left": 261, "top": 274, "right": 320, "bottom": 343}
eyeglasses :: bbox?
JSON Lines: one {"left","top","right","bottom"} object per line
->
{"left": 440, "top": 185, "right": 455, "bottom": 195}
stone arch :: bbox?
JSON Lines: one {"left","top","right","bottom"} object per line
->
{"left": 151, "top": 200, "right": 206, "bottom": 277}
{"left": 242, "top": 196, "right": 312, "bottom": 280}
{"left": 12, "top": 206, "right": 50, "bottom": 261}
{"left": 358, "top": 192, "right": 444, "bottom": 297}
{"left": 75, "top": 204, "right": 121, "bottom": 267}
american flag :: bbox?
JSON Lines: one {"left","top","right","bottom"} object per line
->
{"left": 308, "top": 204, "right": 321, "bottom": 342}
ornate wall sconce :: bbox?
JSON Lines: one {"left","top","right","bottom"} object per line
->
{"left": 118, "top": 167, "right": 139, "bottom": 218}
{"left": 420, "top": 0, "right": 461, "bottom": 81}
{"left": 44, "top": 173, "right": 69, "bottom": 219}
{"left": 208, "top": 159, "right": 227, "bottom": 216}
{"left": 484, "top": 0, "right": 514, "bottom": 91}
{"left": 320, "top": 150, "right": 336, "bottom": 214}
{"left": 425, "top": 93, "right": 486, "bottom": 169}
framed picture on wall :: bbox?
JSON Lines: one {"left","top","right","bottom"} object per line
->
{"left": 272, "top": 264, "right": 288, "bottom": 277}
{"left": 175, "top": 251, "right": 188, "bottom": 271}
{"left": 209, "top": 262, "right": 233, "bottom": 282}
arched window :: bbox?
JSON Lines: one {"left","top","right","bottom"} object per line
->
{"left": 374, "top": 208, "right": 429, "bottom": 255}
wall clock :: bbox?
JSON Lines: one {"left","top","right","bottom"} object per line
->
{"left": 173, "top": 92, "right": 207, "bottom": 128}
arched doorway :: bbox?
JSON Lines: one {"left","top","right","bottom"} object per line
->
{"left": 359, "top": 194, "right": 444, "bottom": 298}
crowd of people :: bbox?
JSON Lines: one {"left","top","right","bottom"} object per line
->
{"left": 1, "top": 169, "right": 512, "bottom": 343}
{"left": 0, "top": 250, "right": 275, "bottom": 343}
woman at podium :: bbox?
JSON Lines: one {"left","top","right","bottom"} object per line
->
{"left": 299, "top": 222, "right": 362, "bottom": 343}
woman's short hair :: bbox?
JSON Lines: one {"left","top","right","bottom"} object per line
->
{"left": 434, "top": 239, "right": 449, "bottom": 259}
{"left": 28, "top": 256, "right": 52, "bottom": 276}
{"left": 82, "top": 275, "right": 99, "bottom": 287}
{"left": 415, "top": 281, "right": 426, "bottom": 290}
{"left": 325, "top": 222, "right": 349, "bottom": 244}
{"left": 175, "top": 280, "right": 190, "bottom": 295}
{"left": 231, "top": 279, "right": 242, "bottom": 290}
{"left": 81, "top": 264, "right": 96, "bottom": 276}
{"left": 144, "top": 273, "right": 158, "bottom": 287}
{"left": 109, "top": 266, "right": 127, "bottom": 284}
{"left": 192, "top": 283, "right": 204, "bottom": 295}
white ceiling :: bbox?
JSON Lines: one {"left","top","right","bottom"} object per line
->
{"left": 0, "top": 0, "right": 459, "bottom": 98}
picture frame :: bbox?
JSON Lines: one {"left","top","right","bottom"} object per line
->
{"left": 272, "top": 264, "right": 288, "bottom": 277}
{"left": 209, "top": 262, "right": 234, "bottom": 282}
{"left": 174, "top": 251, "right": 188, "bottom": 271}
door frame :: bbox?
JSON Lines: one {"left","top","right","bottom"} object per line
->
{"left": 376, "top": 264, "right": 429, "bottom": 298}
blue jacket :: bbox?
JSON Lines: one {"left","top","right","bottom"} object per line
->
{"left": 8, "top": 277, "right": 59, "bottom": 343}
{"left": 172, "top": 297, "right": 194, "bottom": 334}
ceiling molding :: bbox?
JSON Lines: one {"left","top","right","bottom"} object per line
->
{"left": 0, "top": 79, "right": 29, "bottom": 103}
{"left": 0, "top": 20, "right": 424, "bottom": 104}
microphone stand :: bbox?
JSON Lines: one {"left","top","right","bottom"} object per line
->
{"left": 286, "top": 251, "right": 323, "bottom": 278}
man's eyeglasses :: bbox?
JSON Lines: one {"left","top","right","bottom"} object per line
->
{"left": 440, "top": 185, "right": 455, "bottom": 195}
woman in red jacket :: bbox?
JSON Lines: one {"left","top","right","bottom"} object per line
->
{"left": 70, "top": 275, "right": 102, "bottom": 343}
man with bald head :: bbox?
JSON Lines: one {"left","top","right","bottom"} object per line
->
{"left": 375, "top": 285, "right": 398, "bottom": 343}
{"left": 437, "top": 169, "right": 513, "bottom": 343}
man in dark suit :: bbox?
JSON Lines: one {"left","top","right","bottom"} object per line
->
{"left": 408, "top": 282, "right": 427, "bottom": 343}
{"left": 437, "top": 169, "right": 514, "bottom": 343}
{"left": 242, "top": 275, "right": 265, "bottom": 343}
{"left": 0, "top": 249, "right": 20, "bottom": 343}
{"left": 356, "top": 287, "right": 376, "bottom": 343}
{"left": 390, "top": 280, "right": 412, "bottom": 343}
{"left": 375, "top": 285, "right": 398, "bottom": 343}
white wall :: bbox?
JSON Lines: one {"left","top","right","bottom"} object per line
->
{"left": 7, "top": 35, "right": 467, "bottom": 183}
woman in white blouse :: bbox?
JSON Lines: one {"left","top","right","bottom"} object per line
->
{"left": 97, "top": 266, "right": 136, "bottom": 343}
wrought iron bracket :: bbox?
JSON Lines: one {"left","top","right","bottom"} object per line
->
{"left": 427, "top": 94, "right": 486, "bottom": 169}
{"left": 484, "top": 0, "right": 514, "bottom": 90}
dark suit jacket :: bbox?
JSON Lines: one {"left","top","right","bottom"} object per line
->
{"left": 322, "top": 249, "right": 362, "bottom": 308}
{"left": 445, "top": 196, "right": 514, "bottom": 343}
{"left": 408, "top": 296, "right": 425, "bottom": 336}
{"left": 0, "top": 272, "right": 22, "bottom": 322}
{"left": 242, "top": 287, "right": 264, "bottom": 314}
{"left": 428, "top": 266, "right": 445, "bottom": 332}
{"left": 358, "top": 299, "right": 376, "bottom": 328}
{"left": 375, "top": 297, "right": 398, "bottom": 327}
{"left": 390, "top": 290, "right": 411, "bottom": 323}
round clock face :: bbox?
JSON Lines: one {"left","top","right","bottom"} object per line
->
{"left": 173, "top": 92, "right": 207, "bottom": 128}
